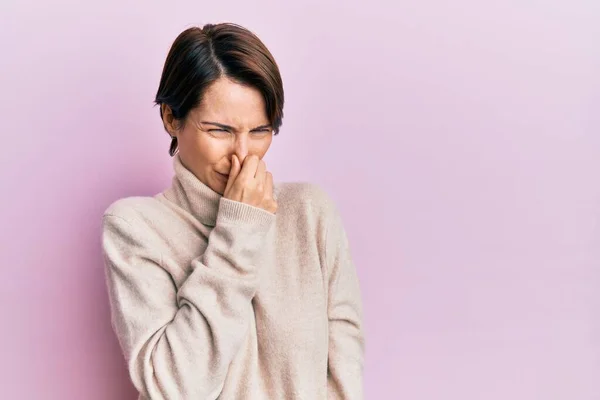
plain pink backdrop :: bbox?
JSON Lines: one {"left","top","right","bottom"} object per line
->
{"left": 1, "top": 1, "right": 599, "bottom": 399}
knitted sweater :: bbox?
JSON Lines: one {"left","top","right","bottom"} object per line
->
{"left": 101, "top": 155, "right": 364, "bottom": 399}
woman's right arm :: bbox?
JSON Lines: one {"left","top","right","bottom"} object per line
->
{"left": 102, "top": 197, "right": 275, "bottom": 400}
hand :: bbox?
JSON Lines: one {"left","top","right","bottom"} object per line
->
{"left": 223, "top": 155, "right": 278, "bottom": 214}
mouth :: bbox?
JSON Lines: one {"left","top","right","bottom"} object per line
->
{"left": 216, "top": 171, "right": 230, "bottom": 180}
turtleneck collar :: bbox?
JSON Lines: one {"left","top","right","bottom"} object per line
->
{"left": 163, "top": 154, "right": 222, "bottom": 227}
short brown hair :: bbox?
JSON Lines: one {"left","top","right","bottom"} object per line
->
{"left": 155, "top": 23, "right": 285, "bottom": 148}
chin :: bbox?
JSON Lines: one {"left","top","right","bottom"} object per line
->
{"left": 210, "top": 171, "right": 228, "bottom": 194}
{"left": 210, "top": 180, "right": 226, "bottom": 195}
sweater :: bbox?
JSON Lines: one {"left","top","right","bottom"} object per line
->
{"left": 101, "top": 154, "right": 364, "bottom": 399}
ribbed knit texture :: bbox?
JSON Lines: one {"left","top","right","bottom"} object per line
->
{"left": 101, "top": 154, "right": 364, "bottom": 399}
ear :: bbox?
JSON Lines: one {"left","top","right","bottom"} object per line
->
{"left": 161, "top": 104, "right": 180, "bottom": 136}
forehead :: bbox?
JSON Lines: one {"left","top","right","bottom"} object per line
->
{"left": 195, "top": 78, "right": 268, "bottom": 127}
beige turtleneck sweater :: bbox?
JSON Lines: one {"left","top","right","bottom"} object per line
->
{"left": 101, "top": 155, "right": 364, "bottom": 400}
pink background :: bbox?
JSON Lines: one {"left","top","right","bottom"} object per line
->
{"left": 1, "top": 1, "right": 599, "bottom": 399}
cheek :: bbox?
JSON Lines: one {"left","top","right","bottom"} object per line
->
{"left": 190, "top": 135, "right": 229, "bottom": 165}
{"left": 252, "top": 136, "right": 273, "bottom": 157}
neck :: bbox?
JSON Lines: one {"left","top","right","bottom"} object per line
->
{"left": 164, "top": 154, "right": 222, "bottom": 226}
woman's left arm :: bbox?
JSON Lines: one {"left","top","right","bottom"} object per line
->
{"left": 324, "top": 200, "right": 365, "bottom": 400}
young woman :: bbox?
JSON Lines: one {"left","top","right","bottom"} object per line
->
{"left": 102, "top": 23, "right": 364, "bottom": 399}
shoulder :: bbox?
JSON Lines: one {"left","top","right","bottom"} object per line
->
{"left": 101, "top": 197, "right": 167, "bottom": 266}
{"left": 276, "top": 181, "right": 334, "bottom": 208}
{"left": 101, "top": 195, "right": 173, "bottom": 257}
{"left": 275, "top": 182, "right": 340, "bottom": 223}
{"left": 274, "top": 183, "right": 349, "bottom": 263}
{"left": 102, "top": 196, "right": 168, "bottom": 235}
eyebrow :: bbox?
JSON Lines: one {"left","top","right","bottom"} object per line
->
{"left": 200, "top": 121, "right": 272, "bottom": 131}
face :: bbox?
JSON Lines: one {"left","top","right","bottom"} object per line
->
{"left": 162, "top": 77, "right": 274, "bottom": 194}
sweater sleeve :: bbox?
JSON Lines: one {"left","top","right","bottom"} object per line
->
{"left": 101, "top": 198, "right": 275, "bottom": 400}
{"left": 324, "top": 203, "right": 365, "bottom": 400}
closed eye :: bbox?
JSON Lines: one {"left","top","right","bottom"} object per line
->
{"left": 208, "top": 129, "right": 230, "bottom": 133}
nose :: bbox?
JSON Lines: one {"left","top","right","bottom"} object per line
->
{"left": 233, "top": 133, "right": 249, "bottom": 163}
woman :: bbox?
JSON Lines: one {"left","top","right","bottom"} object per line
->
{"left": 102, "top": 23, "right": 364, "bottom": 399}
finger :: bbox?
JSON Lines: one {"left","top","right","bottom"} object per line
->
{"left": 225, "top": 155, "right": 240, "bottom": 193}
{"left": 255, "top": 160, "right": 267, "bottom": 184}
{"left": 238, "top": 155, "right": 260, "bottom": 183}
{"left": 231, "top": 154, "right": 242, "bottom": 180}
{"left": 264, "top": 171, "right": 274, "bottom": 198}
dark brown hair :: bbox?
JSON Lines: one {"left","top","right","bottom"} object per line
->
{"left": 155, "top": 23, "right": 284, "bottom": 155}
